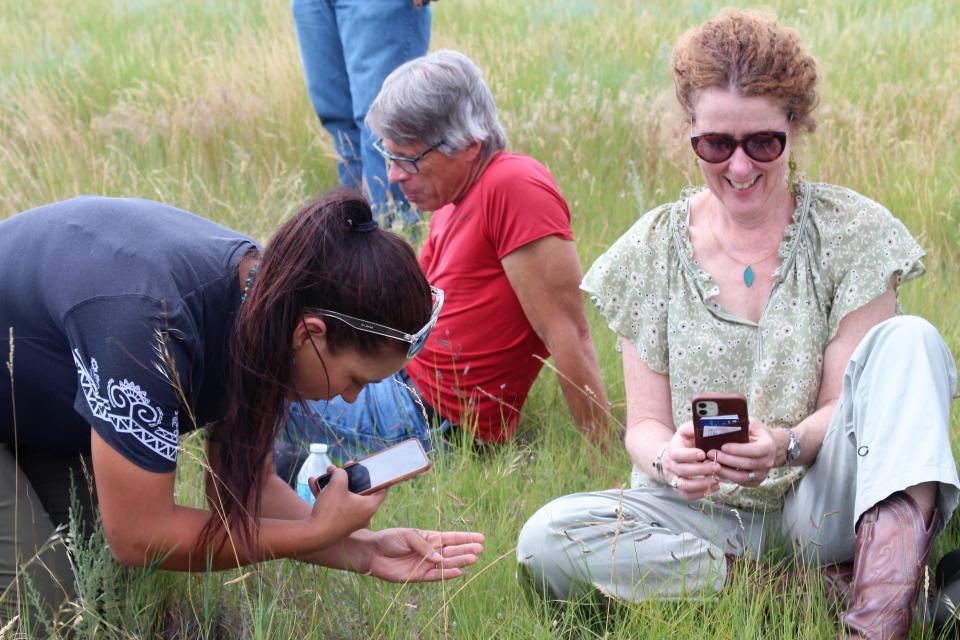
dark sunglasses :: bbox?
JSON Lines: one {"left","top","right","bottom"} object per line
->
{"left": 305, "top": 286, "right": 444, "bottom": 359}
{"left": 690, "top": 130, "right": 787, "bottom": 164}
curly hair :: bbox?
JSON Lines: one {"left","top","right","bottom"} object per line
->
{"left": 671, "top": 10, "right": 819, "bottom": 133}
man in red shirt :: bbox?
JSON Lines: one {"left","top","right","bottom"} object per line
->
{"left": 281, "top": 50, "right": 608, "bottom": 465}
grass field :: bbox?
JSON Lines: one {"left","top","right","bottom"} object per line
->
{"left": 2, "top": 0, "right": 959, "bottom": 637}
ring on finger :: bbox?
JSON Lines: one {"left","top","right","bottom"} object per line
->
{"left": 747, "top": 470, "right": 757, "bottom": 481}
{"left": 670, "top": 476, "right": 680, "bottom": 491}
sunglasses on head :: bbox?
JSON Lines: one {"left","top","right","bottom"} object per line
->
{"left": 306, "top": 286, "right": 444, "bottom": 360}
{"left": 690, "top": 130, "right": 787, "bottom": 164}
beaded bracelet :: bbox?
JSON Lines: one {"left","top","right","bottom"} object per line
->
{"left": 652, "top": 443, "right": 669, "bottom": 483}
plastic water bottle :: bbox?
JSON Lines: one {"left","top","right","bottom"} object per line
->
{"left": 296, "top": 443, "right": 333, "bottom": 504}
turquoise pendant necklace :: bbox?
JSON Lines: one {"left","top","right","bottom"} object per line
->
{"left": 708, "top": 214, "right": 780, "bottom": 288}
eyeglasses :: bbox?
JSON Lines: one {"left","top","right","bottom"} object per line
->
{"left": 306, "top": 286, "right": 444, "bottom": 359}
{"left": 690, "top": 130, "right": 787, "bottom": 164}
{"left": 373, "top": 138, "right": 443, "bottom": 175}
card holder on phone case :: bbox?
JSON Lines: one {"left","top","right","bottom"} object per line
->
{"left": 692, "top": 393, "right": 749, "bottom": 451}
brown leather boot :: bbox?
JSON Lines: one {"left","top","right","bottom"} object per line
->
{"left": 842, "top": 492, "right": 940, "bottom": 639}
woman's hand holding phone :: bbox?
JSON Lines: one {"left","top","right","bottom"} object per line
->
{"left": 662, "top": 423, "right": 722, "bottom": 500}
{"left": 307, "top": 467, "right": 387, "bottom": 546}
{"left": 690, "top": 393, "right": 776, "bottom": 488}
{"left": 711, "top": 419, "right": 778, "bottom": 487}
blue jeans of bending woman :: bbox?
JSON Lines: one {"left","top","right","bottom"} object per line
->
{"left": 516, "top": 316, "right": 960, "bottom": 602}
{"left": 292, "top": 0, "right": 430, "bottom": 224}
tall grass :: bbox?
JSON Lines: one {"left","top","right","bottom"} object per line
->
{"left": 1, "top": 0, "right": 958, "bottom": 637}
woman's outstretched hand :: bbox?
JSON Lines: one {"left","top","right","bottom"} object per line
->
{"left": 364, "top": 529, "right": 485, "bottom": 582}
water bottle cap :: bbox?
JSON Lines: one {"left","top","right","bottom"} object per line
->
{"left": 309, "top": 443, "right": 328, "bottom": 454}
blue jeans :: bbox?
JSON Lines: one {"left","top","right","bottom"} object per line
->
{"left": 283, "top": 370, "right": 448, "bottom": 463}
{"left": 292, "top": 0, "right": 430, "bottom": 224}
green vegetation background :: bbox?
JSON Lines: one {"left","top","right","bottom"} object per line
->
{"left": 1, "top": 0, "right": 958, "bottom": 637}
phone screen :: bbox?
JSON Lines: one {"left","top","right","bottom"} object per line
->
{"left": 315, "top": 439, "right": 429, "bottom": 494}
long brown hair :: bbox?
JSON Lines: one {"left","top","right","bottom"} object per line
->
{"left": 204, "top": 191, "right": 431, "bottom": 556}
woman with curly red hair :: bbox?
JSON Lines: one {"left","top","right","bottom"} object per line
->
{"left": 518, "top": 11, "right": 957, "bottom": 638}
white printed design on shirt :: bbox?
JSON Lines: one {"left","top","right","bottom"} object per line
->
{"left": 72, "top": 349, "right": 180, "bottom": 462}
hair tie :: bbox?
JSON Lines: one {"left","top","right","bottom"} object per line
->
{"left": 347, "top": 218, "right": 379, "bottom": 233}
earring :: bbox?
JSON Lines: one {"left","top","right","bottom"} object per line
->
{"left": 787, "top": 154, "right": 798, "bottom": 186}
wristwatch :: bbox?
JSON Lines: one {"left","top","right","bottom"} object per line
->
{"left": 784, "top": 428, "right": 801, "bottom": 465}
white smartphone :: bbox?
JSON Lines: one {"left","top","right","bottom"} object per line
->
{"left": 313, "top": 439, "right": 431, "bottom": 495}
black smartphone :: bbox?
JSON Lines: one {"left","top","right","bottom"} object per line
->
{"left": 692, "top": 393, "right": 749, "bottom": 453}
{"left": 314, "top": 439, "right": 431, "bottom": 495}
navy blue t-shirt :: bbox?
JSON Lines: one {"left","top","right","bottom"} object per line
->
{"left": 0, "top": 196, "right": 258, "bottom": 473}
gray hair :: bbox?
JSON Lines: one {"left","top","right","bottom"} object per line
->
{"left": 366, "top": 50, "right": 507, "bottom": 160}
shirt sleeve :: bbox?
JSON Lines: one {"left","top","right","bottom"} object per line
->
{"left": 813, "top": 185, "right": 925, "bottom": 340}
{"left": 581, "top": 203, "right": 674, "bottom": 373}
{"left": 63, "top": 296, "right": 199, "bottom": 473}
{"left": 481, "top": 159, "right": 574, "bottom": 259}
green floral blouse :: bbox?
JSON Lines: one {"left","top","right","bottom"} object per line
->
{"left": 583, "top": 180, "right": 925, "bottom": 511}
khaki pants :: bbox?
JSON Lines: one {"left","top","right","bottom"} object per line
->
{"left": 0, "top": 444, "right": 96, "bottom": 623}
{"left": 517, "top": 316, "right": 960, "bottom": 602}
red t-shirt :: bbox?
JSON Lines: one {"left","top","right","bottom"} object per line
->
{"left": 406, "top": 153, "right": 574, "bottom": 442}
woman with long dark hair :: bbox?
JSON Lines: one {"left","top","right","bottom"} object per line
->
{"left": 0, "top": 191, "right": 483, "bottom": 624}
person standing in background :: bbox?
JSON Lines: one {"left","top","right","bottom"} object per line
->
{"left": 292, "top": 0, "right": 434, "bottom": 227}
